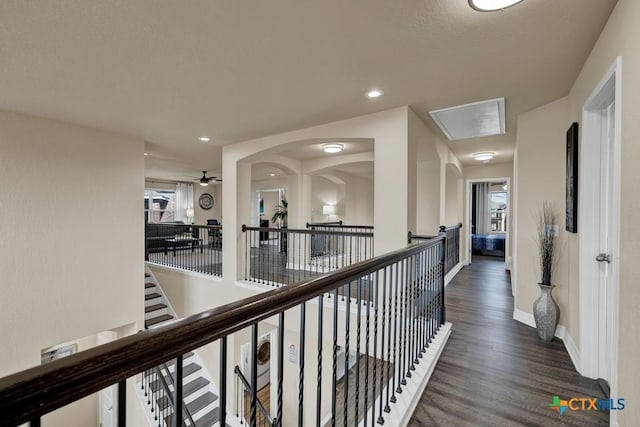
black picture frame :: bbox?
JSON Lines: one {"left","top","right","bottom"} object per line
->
{"left": 566, "top": 122, "right": 579, "bottom": 233}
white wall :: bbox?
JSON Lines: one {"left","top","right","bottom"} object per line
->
{"left": 341, "top": 173, "right": 374, "bottom": 226}
{"left": 310, "top": 176, "right": 343, "bottom": 223}
{"left": 0, "top": 110, "right": 144, "bottom": 422}
{"left": 0, "top": 110, "right": 144, "bottom": 375}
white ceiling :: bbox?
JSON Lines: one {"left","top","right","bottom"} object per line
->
{"left": 0, "top": 0, "right": 617, "bottom": 179}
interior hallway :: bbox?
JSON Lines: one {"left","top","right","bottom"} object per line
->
{"left": 409, "top": 256, "right": 608, "bottom": 426}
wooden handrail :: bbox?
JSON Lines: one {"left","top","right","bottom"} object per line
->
{"left": 0, "top": 237, "right": 443, "bottom": 425}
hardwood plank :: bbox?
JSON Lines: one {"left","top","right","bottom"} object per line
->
{"left": 408, "top": 256, "right": 608, "bottom": 426}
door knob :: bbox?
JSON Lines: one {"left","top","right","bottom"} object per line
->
{"left": 595, "top": 253, "right": 611, "bottom": 264}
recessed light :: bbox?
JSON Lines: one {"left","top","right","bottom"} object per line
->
{"left": 473, "top": 152, "right": 495, "bottom": 161}
{"left": 269, "top": 173, "right": 276, "bottom": 177}
{"left": 469, "top": 0, "right": 524, "bottom": 12}
{"left": 199, "top": 136, "right": 210, "bottom": 142}
{"left": 366, "top": 89, "right": 384, "bottom": 99}
{"left": 322, "top": 143, "right": 344, "bottom": 154}
{"left": 143, "top": 152, "right": 148, "bottom": 156}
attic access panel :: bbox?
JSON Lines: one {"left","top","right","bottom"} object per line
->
{"left": 429, "top": 97, "right": 505, "bottom": 141}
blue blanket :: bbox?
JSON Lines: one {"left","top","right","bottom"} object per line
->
{"left": 472, "top": 233, "right": 505, "bottom": 255}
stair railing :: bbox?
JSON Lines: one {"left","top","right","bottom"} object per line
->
{"left": 0, "top": 236, "right": 446, "bottom": 427}
{"left": 234, "top": 366, "right": 273, "bottom": 426}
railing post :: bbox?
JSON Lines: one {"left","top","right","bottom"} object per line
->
{"left": 220, "top": 337, "right": 227, "bottom": 426}
{"left": 175, "top": 354, "right": 183, "bottom": 425}
{"left": 118, "top": 380, "right": 126, "bottom": 427}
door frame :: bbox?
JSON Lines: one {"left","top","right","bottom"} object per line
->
{"left": 579, "top": 57, "right": 621, "bottom": 402}
{"left": 465, "top": 177, "right": 511, "bottom": 272}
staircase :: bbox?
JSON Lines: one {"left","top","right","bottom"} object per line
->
{"left": 143, "top": 269, "right": 221, "bottom": 426}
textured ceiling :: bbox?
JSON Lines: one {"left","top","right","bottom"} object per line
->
{"left": 0, "top": 0, "right": 617, "bottom": 178}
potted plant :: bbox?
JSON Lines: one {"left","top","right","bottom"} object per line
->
{"left": 271, "top": 197, "right": 288, "bottom": 254}
{"left": 533, "top": 202, "right": 560, "bottom": 341}
{"left": 271, "top": 197, "right": 288, "bottom": 227}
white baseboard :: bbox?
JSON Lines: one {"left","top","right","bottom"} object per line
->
{"left": 444, "top": 262, "right": 464, "bottom": 287}
{"left": 512, "top": 309, "right": 581, "bottom": 372}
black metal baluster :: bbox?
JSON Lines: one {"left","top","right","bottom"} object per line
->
{"left": 30, "top": 418, "right": 40, "bottom": 427}
{"left": 245, "top": 228, "right": 248, "bottom": 280}
{"left": 250, "top": 325, "right": 258, "bottom": 427}
{"left": 175, "top": 354, "right": 183, "bottom": 426}
{"left": 344, "top": 281, "right": 351, "bottom": 427}
{"left": 332, "top": 287, "right": 338, "bottom": 427}
{"left": 442, "top": 242, "right": 446, "bottom": 325}
{"left": 355, "top": 278, "right": 362, "bottom": 424}
{"left": 118, "top": 379, "right": 126, "bottom": 427}
{"left": 220, "top": 337, "right": 227, "bottom": 426}
{"left": 380, "top": 265, "right": 390, "bottom": 421}
{"left": 409, "top": 255, "right": 416, "bottom": 373}
{"left": 316, "top": 294, "right": 323, "bottom": 427}
{"left": 277, "top": 312, "right": 284, "bottom": 426}
{"left": 299, "top": 302, "right": 306, "bottom": 427}
{"left": 389, "top": 262, "right": 398, "bottom": 405}
{"left": 398, "top": 258, "right": 406, "bottom": 389}
{"left": 364, "top": 272, "right": 372, "bottom": 427}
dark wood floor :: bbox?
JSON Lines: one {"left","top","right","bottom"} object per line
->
{"left": 409, "top": 256, "right": 608, "bottom": 426}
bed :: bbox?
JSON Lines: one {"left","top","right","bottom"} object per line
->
{"left": 472, "top": 233, "right": 506, "bottom": 257}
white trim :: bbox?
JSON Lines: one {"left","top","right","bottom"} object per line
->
{"left": 465, "top": 177, "right": 511, "bottom": 278}
{"left": 444, "top": 262, "right": 464, "bottom": 286}
{"left": 358, "top": 323, "right": 452, "bottom": 427}
{"left": 579, "top": 57, "right": 621, "bottom": 427}
{"left": 512, "top": 309, "right": 581, "bottom": 372}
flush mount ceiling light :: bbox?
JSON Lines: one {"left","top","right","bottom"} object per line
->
{"left": 469, "top": 0, "right": 524, "bottom": 12}
{"left": 366, "top": 89, "right": 384, "bottom": 99}
{"left": 473, "top": 152, "right": 495, "bottom": 161}
{"left": 269, "top": 173, "right": 276, "bottom": 177}
{"left": 198, "top": 136, "right": 210, "bottom": 142}
{"left": 322, "top": 143, "right": 344, "bottom": 154}
{"left": 143, "top": 152, "right": 148, "bottom": 156}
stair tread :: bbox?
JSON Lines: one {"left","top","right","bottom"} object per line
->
{"left": 145, "top": 303, "right": 167, "bottom": 313}
{"left": 155, "top": 376, "right": 211, "bottom": 409}
{"left": 145, "top": 292, "right": 162, "bottom": 300}
{"left": 145, "top": 273, "right": 151, "bottom": 278}
{"left": 163, "top": 393, "right": 218, "bottom": 426}
{"left": 195, "top": 407, "right": 220, "bottom": 427}
{"left": 145, "top": 282, "right": 155, "bottom": 288}
{"left": 145, "top": 314, "right": 174, "bottom": 327}
{"left": 149, "top": 362, "right": 202, "bottom": 392}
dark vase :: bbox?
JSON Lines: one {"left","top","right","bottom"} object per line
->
{"left": 533, "top": 283, "right": 560, "bottom": 341}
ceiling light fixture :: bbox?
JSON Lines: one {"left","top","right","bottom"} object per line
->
{"left": 198, "top": 136, "right": 210, "bottom": 142}
{"left": 270, "top": 173, "right": 276, "bottom": 177}
{"left": 143, "top": 152, "right": 148, "bottom": 156}
{"left": 322, "top": 143, "right": 344, "bottom": 154}
{"left": 468, "top": 0, "right": 524, "bottom": 12}
{"left": 473, "top": 152, "right": 495, "bottom": 161}
{"left": 366, "top": 89, "right": 384, "bottom": 99}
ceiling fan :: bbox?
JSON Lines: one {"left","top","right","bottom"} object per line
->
{"left": 192, "top": 171, "right": 221, "bottom": 186}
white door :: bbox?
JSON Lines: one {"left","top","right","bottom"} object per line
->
{"left": 595, "top": 101, "right": 616, "bottom": 382}
{"left": 580, "top": 58, "right": 620, "bottom": 390}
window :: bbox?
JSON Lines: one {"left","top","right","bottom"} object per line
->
{"left": 490, "top": 190, "right": 507, "bottom": 232}
{"left": 145, "top": 189, "right": 176, "bottom": 223}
